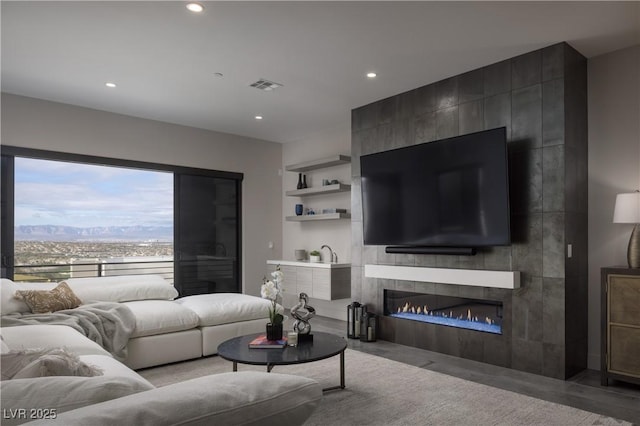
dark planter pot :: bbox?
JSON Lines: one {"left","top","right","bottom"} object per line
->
{"left": 266, "top": 323, "right": 283, "bottom": 341}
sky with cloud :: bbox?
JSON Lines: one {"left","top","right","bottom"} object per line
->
{"left": 14, "top": 157, "right": 173, "bottom": 228}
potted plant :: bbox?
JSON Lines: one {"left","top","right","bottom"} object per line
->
{"left": 309, "top": 250, "right": 321, "bottom": 263}
{"left": 261, "top": 266, "right": 284, "bottom": 340}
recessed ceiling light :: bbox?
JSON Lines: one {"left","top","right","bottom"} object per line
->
{"left": 367, "top": 72, "right": 377, "bottom": 78}
{"left": 255, "top": 115, "right": 263, "bottom": 120}
{"left": 105, "top": 82, "right": 117, "bottom": 88}
{"left": 186, "top": 2, "right": 204, "bottom": 13}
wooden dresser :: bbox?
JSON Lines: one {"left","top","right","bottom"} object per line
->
{"left": 601, "top": 267, "right": 640, "bottom": 386}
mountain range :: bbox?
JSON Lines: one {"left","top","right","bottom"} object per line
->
{"left": 15, "top": 225, "right": 173, "bottom": 242}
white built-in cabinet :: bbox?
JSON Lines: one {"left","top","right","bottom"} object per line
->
{"left": 267, "top": 262, "right": 351, "bottom": 301}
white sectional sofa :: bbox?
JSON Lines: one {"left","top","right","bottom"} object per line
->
{"left": 1, "top": 325, "right": 322, "bottom": 425}
{"left": 1, "top": 275, "right": 279, "bottom": 368}
{"left": 0, "top": 276, "right": 322, "bottom": 425}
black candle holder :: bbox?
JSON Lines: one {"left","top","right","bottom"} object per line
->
{"left": 347, "top": 302, "right": 366, "bottom": 339}
{"left": 360, "top": 312, "right": 377, "bottom": 342}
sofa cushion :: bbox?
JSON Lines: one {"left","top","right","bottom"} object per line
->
{"left": 78, "top": 354, "right": 154, "bottom": 388}
{"left": 123, "top": 300, "right": 199, "bottom": 338}
{"left": 24, "top": 372, "right": 322, "bottom": 426}
{"left": 0, "top": 375, "right": 155, "bottom": 426}
{"left": 1, "top": 279, "right": 57, "bottom": 315}
{"left": 175, "top": 293, "right": 275, "bottom": 327}
{"left": 15, "top": 282, "right": 82, "bottom": 314}
{"left": 2, "top": 348, "right": 103, "bottom": 380}
{"left": 61, "top": 275, "right": 178, "bottom": 303}
{"left": 0, "top": 325, "right": 110, "bottom": 357}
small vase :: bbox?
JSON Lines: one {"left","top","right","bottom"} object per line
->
{"left": 266, "top": 323, "right": 283, "bottom": 341}
{"left": 297, "top": 173, "right": 303, "bottom": 190}
{"left": 302, "top": 174, "right": 308, "bottom": 188}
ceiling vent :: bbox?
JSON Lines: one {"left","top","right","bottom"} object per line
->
{"left": 249, "top": 79, "right": 283, "bottom": 91}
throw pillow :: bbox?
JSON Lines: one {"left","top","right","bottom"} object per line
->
{"left": 15, "top": 282, "right": 82, "bottom": 314}
{"left": 1, "top": 348, "right": 102, "bottom": 380}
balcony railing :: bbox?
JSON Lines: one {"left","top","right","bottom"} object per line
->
{"left": 13, "top": 260, "right": 174, "bottom": 285}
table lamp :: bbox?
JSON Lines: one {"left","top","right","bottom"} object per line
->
{"left": 613, "top": 190, "right": 640, "bottom": 268}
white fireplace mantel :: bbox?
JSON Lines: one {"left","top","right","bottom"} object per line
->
{"left": 364, "top": 264, "right": 520, "bottom": 289}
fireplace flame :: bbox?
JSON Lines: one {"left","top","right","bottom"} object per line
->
{"left": 392, "top": 301, "right": 498, "bottom": 326}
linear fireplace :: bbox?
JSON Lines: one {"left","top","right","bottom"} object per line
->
{"left": 384, "top": 290, "right": 503, "bottom": 335}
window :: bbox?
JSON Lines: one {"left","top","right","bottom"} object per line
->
{"left": 13, "top": 157, "right": 174, "bottom": 282}
{"left": 1, "top": 146, "right": 243, "bottom": 296}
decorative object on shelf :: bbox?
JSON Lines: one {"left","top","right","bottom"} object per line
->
{"left": 330, "top": 179, "right": 339, "bottom": 185}
{"left": 322, "top": 208, "right": 347, "bottom": 214}
{"left": 302, "top": 174, "right": 308, "bottom": 189}
{"left": 297, "top": 173, "right": 303, "bottom": 190}
{"left": 309, "top": 250, "right": 321, "bottom": 263}
{"left": 359, "top": 312, "right": 377, "bottom": 342}
{"left": 261, "top": 265, "right": 284, "bottom": 340}
{"left": 291, "top": 292, "right": 316, "bottom": 337}
{"left": 322, "top": 179, "right": 330, "bottom": 186}
{"left": 294, "top": 249, "right": 306, "bottom": 261}
{"left": 347, "top": 302, "right": 366, "bottom": 339}
{"left": 613, "top": 190, "right": 640, "bottom": 268}
{"left": 295, "top": 204, "right": 303, "bottom": 216}
{"left": 305, "top": 207, "right": 315, "bottom": 215}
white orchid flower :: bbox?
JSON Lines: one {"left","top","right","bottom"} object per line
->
{"left": 271, "top": 269, "right": 284, "bottom": 283}
{"left": 261, "top": 280, "right": 279, "bottom": 300}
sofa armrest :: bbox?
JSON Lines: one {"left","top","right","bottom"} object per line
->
{"left": 26, "top": 372, "right": 322, "bottom": 426}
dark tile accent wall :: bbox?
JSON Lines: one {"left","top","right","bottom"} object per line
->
{"left": 350, "top": 43, "right": 588, "bottom": 379}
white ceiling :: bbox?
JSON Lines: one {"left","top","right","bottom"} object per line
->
{"left": 2, "top": 1, "right": 639, "bottom": 144}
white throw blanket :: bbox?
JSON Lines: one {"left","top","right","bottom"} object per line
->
{"left": 1, "top": 302, "right": 136, "bottom": 361}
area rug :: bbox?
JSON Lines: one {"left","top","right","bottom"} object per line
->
{"left": 139, "top": 349, "right": 629, "bottom": 425}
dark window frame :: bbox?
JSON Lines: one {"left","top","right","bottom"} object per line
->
{"left": 1, "top": 145, "right": 243, "bottom": 293}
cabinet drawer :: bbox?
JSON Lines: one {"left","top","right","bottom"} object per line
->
{"left": 609, "top": 275, "right": 640, "bottom": 326}
{"left": 609, "top": 325, "right": 640, "bottom": 378}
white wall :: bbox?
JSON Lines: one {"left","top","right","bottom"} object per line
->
{"left": 1, "top": 93, "right": 283, "bottom": 297}
{"left": 279, "top": 120, "right": 352, "bottom": 319}
{"left": 587, "top": 45, "right": 640, "bottom": 369}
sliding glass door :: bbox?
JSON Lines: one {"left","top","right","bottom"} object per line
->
{"left": 1, "top": 146, "right": 242, "bottom": 296}
{"left": 175, "top": 174, "right": 241, "bottom": 296}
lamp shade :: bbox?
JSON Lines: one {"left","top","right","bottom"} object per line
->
{"left": 613, "top": 192, "right": 640, "bottom": 224}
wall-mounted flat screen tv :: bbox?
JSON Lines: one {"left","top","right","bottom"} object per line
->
{"left": 360, "top": 127, "right": 510, "bottom": 250}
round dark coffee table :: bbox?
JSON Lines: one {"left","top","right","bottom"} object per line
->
{"left": 217, "top": 331, "right": 347, "bottom": 392}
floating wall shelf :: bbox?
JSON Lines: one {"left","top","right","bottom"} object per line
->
{"left": 285, "top": 155, "right": 351, "bottom": 173}
{"left": 286, "top": 213, "right": 351, "bottom": 222}
{"left": 286, "top": 183, "right": 351, "bottom": 197}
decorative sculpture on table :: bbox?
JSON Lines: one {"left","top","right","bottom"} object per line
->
{"left": 291, "top": 292, "right": 316, "bottom": 336}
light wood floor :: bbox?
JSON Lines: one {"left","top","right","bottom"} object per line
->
{"left": 307, "top": 314, "right": 640, "bottom": 424}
